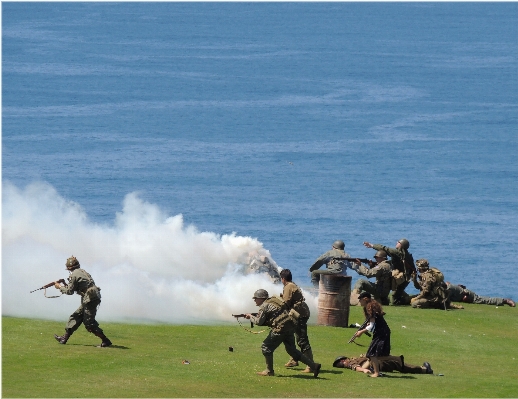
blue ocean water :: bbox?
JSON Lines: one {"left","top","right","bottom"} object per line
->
{"left": 2, "top": 2, "right": 517, "bottom": 312}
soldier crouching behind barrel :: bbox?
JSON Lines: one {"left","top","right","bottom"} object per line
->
{"left": 244, "top": 289, "right": 321, "bottom": 378}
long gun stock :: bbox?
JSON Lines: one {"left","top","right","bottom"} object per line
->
{"left": 232, "top": 313, "right": 258, "bottom": 328}
{"left": 30, "top": 279, "right": 67, "bottom": 293}
{"left": 348, "top": 320, "right": 372, "bottom": 344}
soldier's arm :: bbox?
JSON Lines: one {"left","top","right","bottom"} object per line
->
{"left": 59, "top": 275, "right": 76, "bottom": 295}
{"left": 356, "top": 264, "right": 376, "bottom": 278}
{"left": 282, "top": 285, "right": 296, "bottom": 309}
{"left": 309, "top": 253, "right": 329, "bottom": 272}
{"left": 248, "top": 306, "right": 268, "bottom": 326}
{"left": 372, "top": 244, "right": 399, "bottom": 258}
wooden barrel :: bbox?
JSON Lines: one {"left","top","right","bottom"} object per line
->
{"left": 317, "top": 274, "right": 351, "bottom": 327}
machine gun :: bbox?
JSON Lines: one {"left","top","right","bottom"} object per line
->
{"left": 30, "top": 279, "right": 68, "bottom": 298}
{"left": 232, "top": 313, "right": 258, "bottom": 328}
{"left": 348, "top": 319, "right": 372, "bottom": 344}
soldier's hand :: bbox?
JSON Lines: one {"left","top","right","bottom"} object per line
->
{"left": 353, "top": 259, "right": 361, "bottom": 266}
{"left": 54, "top": 282, "right": 61, "bottom": 289}
{"left": 244, "top": 314, "right": 251, "bottom": 319}
{"left": 363, "top": 242, "right": 373, "bottom": 248}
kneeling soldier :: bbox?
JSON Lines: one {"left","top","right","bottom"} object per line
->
{"left": 245, "top": 289, "right": 321, "bottom": 377}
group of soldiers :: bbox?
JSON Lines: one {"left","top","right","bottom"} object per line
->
{"left": 244, "top": 266, "right": 434, "bottom": 378}
{"left": 50, "top": 242, "right": 514, "bottom": 379}
{"left": 310, "top": 239, "right": 516, "bottom": 309}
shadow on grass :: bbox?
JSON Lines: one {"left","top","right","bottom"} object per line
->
{"left": 276, "top": 375, "right": 329, "bottom": 380}
{"left": 65, "top": 343, "right": 130, "bottom": 349}
{"left": 372, "top": 374, "right": 416, "bottom": 379}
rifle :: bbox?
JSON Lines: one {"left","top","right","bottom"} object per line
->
{"left": 30, "top": 279, "right": 68, "bottom": 298}
{"left": 232, "top": 313, "right": 258, "bottom": 328}
{"left": 348, "top": 319, "right": 372, "bottom": 344}
{"left": 338, "top": 257, "right": 376, "bottom": 267}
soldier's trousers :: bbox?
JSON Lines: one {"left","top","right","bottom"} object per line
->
{"left": 294, "top": 316, "right": 311, "bottom": 353}
{"left": 411, "top": 296, "right": 444, "bottom": 309}
{"left": 392, "top": 281, "right": 411, "bottom": 305}
{"left": 261, "top": 329, "right": 311, "bottom": 366}
{"left": 353, "top": 279, "right": 389, "bottom": 305}
{"left": 65, "top": 299, "right": 101, "bottom": 334}
{"left": 465, "top": 290, "right": 505, "bottom": 306}
{"left": 370, "top": 356, "right": 424, "bottom": 374}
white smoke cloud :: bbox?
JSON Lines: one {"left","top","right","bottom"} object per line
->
{"left": 2, "top": 181, "right": 318, "bottom": 324}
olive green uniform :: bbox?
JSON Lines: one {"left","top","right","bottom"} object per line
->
{"left": 446, "top": 283, "right": 506, "bottom": 306}
{"left": 59, "top": 268, "right": 104, "bottom": 335}
{"left": 352, "top": 260, "right": 392, "bottom": 305}
{"left": 372, "top": 244, "right": 415, "bottom": 305}
{"left": 309, "top": 248, "right": 351, "bottom": 286}
{"left": 282, "top": 281, "right": 311, "bottom": 354}
{"left": 250, "top": 296, "right": 318, "bottom": 374}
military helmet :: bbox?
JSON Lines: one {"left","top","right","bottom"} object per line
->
{"left": 398, "top": 238, "right": 410, "bottom": 249}
{"left": 416, "top": 259, "right": 429, "bottom": 270}
{"left": 252, "top": 289, "right": 269, "bottom": 299}
{"left": 332, "top": 240, "right": 345, "bottom": 250}
{"left": 374, "top": 250, "right": 388, "bottom": 259}
{"left": 333, "top": 356, "right": 348, "bottom": 368}
{"left": 65, "top": 256, "right": 80, "bottom": 270}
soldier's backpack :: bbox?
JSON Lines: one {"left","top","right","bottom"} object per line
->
{"left": 429, "top": 267, "right": 444, "bottom": 284}
{"left": 429, "top": 268, "right": 447, "bottom": 303}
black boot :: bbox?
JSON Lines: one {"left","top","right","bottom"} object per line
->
{"left": 93, "top": 329, "right": 112, "bottom": 347}
{"left": 54, "top": 332, "right": 71, "bottom": 344}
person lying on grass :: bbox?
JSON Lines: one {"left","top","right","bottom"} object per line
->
{"left": 333, "top": 354, "right": 433, "bottom": 377}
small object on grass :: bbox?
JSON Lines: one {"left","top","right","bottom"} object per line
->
{"left": 229, "top": 346, "right": 234, "bottom": 352}
{"left": 182, "top": 360, "right": 190, "bottom": 365}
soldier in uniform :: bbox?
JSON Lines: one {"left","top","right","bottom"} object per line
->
{"left": 352, "top": 292, "right": 391, "bottom": 357}
{"left": 244, "top": 289, "right": 321, "bottom": 377}
{"left": 363, "top": 238, "right": 415, "bottom": 305}
{"left": 350, "top": 250, "right": 392, "bottom": 306}
{"left": 411, "top": 259, "right": 449, "bottom": 310}
{"left": 446, "top": 282, "right": 515, "bottom": 307}
{"left": 333, "top": 354, "right": 433, "bottom": 377}
{"left": 53, "top": 256, "right": 112, "bottom": 347}
{"left": 279, "top": 269, "right": 314, "bottom": 373}
{"left": 309, "top": 240, "right": 352, "bottom": 288}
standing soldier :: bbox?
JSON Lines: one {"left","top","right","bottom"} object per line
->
{"left": 244, "top": 289, "right": 321, "bottom": 377}
{"left": 363, "top": 238, "right": 415, "bottom": 305}
{"left": 350, "top": 250, "right": 393, "bottom": 306}
{"left": 309, "top": 240, "right": 352, "bottom": 288}
{"left": 54, "top": 256, "right": 112, "bottom": 347}
{"left": 280, "top": 269, "right": 314, "bottom": 373}
{"left": 411, "top": 259, "right": 449, "bottom": 310}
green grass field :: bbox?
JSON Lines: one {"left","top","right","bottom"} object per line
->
{"left": 3, "top": 304, "right": 518, "bottom": 398}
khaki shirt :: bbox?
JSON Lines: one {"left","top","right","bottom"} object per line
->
{"left": 282, "top": 282, "right": 310, "bottom": 318}
{"left": 60, "top": 268, "right": 101, "bottom": 304}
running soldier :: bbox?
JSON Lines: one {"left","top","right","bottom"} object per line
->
{"left": 244, "top": 289, "right": 321, "bottom": 377}
{"left": 54, "top": 256, "right": 112, "bottom": 347}
{"left": 280, "top": 269, "right": 314, "bottom": 373}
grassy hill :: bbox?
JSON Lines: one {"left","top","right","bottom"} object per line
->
{"left": 3, "top": 304, "right": 517, "bottom": 398}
